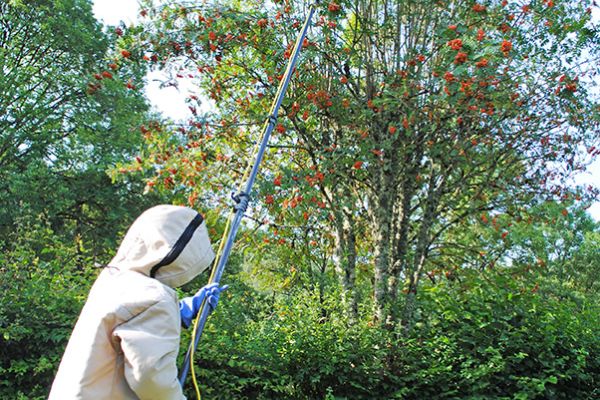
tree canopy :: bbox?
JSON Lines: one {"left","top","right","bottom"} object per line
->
{"left": 0, "top": 0, "right": 154, "bottom": 253}
{"left": 114, "top": 0, "right": 600, "bottom": 323}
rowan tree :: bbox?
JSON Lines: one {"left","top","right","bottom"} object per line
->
{"left": 115, "top": 0, "right": 599, "bottom": 326}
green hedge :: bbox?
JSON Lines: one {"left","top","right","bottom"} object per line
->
{"left": 0, "top": 228, "right": 96, "bottom": 399}
{"left": 190, "top": 270, "right": 600, "bottom": 399}
{"left": 2, "top": 239, "right": 598, "bottom": 399}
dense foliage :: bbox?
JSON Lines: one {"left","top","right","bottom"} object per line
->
{"left": 0, "top": 223, "right": 96, "bottom": 399}
{"left": 193, "top": 266, "right": 600, "bottom": 399}
{"left": 0, "top": 0, "right": 153, "bottom": 255}
{"left": 1, "top": 0, "right": 599, "bottom": 399}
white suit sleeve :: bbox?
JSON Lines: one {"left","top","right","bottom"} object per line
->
{"left": 113, "top": 299, "right": 186, "bottom": 400}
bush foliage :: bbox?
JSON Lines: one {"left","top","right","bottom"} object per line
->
{"left": 0, "top": 224, "right": 96, "bottom": 399}
{"left": 189, "top": 267, "right": 600, "bottom": 399}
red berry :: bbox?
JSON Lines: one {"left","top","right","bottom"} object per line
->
{"left": 447, "top": 39, "right": 463, "bottom": 51}
{"left": 476, "top": 29, "right": 485, "bottom": 41}
{"left": 475, "top": 58, "right": 489, "bottom": 68}
{"left": 328, "top": 2, "right": 341, "bottom": 12}
{"left": 501, "top": 40, "right": 512, "bottom": 53}
{"left": 472, "top": 4, "right": 486, "bottom": 12}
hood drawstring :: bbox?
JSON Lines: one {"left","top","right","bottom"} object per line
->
{"left": 150, "top": 213, "right": 204, "bottom": 279}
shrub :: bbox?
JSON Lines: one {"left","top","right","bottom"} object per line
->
{"left": 185, "top": 269, "right": 600, "bottom": 399}
{"left": 0, "top": 225, "right": 97, "bottom": 399}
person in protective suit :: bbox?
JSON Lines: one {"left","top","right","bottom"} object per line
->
{"left": 49, "top": 204, "right": 226, "bottom": 399}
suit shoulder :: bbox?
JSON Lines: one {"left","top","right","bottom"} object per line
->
{"left": 92, "top": 268, "right": 177, "bottom": 321}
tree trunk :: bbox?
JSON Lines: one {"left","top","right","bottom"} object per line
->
{"left": 371, "top": 186, "right": 394, "bottom": 322}
{"left": 401, "top": 168, "right": 443, "bottom": 332}
{"left": 333, "top": 208, "right": 358, "bottom": 318}
{"left": 388, "top": 164, "right": 420, "bottom": 321}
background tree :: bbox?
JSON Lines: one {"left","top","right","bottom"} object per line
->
{"left": 0, "top": 0, "right": 153, "bottom": 257}
{"left": 502, "top": 201, "right": 600, "bottom": 295}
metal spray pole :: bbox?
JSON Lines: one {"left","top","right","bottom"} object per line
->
{"left": 179, "top": 3, "right": 319, "bottom": 385}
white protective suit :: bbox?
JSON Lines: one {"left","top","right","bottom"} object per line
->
{"left": 49, "top": 205, "right": 215, "bottom": 400}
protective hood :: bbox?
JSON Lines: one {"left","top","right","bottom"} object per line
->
{"left": 109, "top": 204, "right": 215, "bottom": 288}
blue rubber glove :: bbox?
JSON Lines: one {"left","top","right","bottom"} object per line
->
{"left": 179, "top": 283, "right": 228, "bottom": 328}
